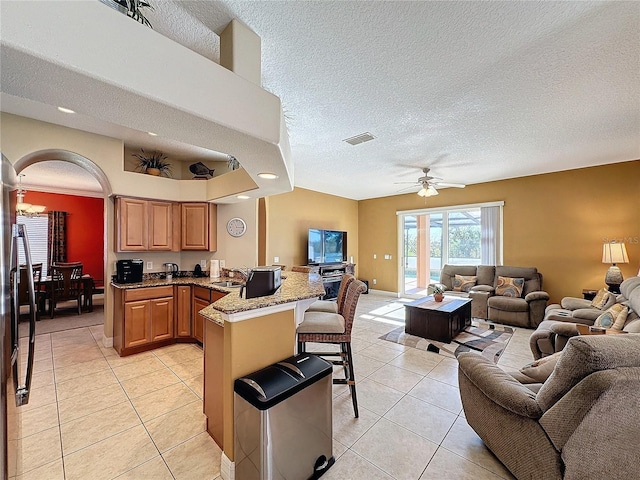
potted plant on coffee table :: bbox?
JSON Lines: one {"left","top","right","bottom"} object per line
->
{"left": 133, "top": 149, "right": 172, "bottom": 177}
{"left": 432, "top": 284, "right": 445, "bottom": 302}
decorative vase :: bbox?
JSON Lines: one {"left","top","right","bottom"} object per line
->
{"left": 434, "top": 292, "right": 444, "bottom": 302}
{"left": 146, "top": 168, "right": 161, "bottom": 176}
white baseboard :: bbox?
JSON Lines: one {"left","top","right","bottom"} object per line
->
{"left": 221, "top": 452, "right": 235, "bottom": 480}
{"left": 102, "top": 336, "right": 113, "bottom": 348}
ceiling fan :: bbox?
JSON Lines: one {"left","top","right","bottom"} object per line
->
{"left": 395, "top": 167, "right": 466, "bottom": 197}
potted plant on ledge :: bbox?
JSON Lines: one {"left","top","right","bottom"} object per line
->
{"left": 133, "top": 149, "right": 172, "bottom": 177}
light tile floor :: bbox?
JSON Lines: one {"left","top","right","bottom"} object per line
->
{"left": 14, "top": 292, "right": 534, "bottom": 479}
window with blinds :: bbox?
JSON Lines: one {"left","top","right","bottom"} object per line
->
{"left": 17, "top": 215, "right": 50, "bottom": 277}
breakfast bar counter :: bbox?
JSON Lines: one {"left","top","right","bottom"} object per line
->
{"left": 199, "top": 271, "right": 325, "bottom": 480}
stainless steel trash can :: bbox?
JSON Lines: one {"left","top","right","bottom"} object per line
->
{"left": 234, "top": 353, "right": 334, "bottom": 480}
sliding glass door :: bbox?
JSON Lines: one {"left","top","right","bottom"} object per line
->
{"left": 399, "top": 203, "right": 502, "bottom": 296}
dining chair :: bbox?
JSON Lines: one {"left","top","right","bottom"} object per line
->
{"left": 297, "top": 279, "right": 367, "bottom": 417}
{"left": 49, "top": 263, "right": 83, "bottom": 318}
{"left": 307, "top": 273, "right": 355, "bottom": 314}
{"left": 10, "top": 263, "right": 44, "bottom": 320}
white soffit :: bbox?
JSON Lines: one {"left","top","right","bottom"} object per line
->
{"left": 0, "top": 0, "right": 293, "bottom": 201}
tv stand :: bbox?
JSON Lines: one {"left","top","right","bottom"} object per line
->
{"left": 316, "top": 263, "right": 355, "bottom": 300}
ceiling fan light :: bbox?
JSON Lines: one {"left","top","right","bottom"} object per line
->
{"left": 426, "top": 185, "right": 439, "bottom": 196}
{"left": 417, "top": 186, "right": 428, "bottom": 197}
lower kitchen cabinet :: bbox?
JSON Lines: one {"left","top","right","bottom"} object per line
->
{"left": 176, "top": 285, "right": 192, "bottom": 337}
{"left": 114, "top": 284, "right": 226, "bottom": 355}
{"left": 114, "top": 286, "right": 174, "bottom": 355}
{"left": 192, "top": 287, "right": 227, "bottom": 344}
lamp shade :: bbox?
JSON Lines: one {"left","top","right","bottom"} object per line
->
{"left": 602, "top": 242, "right": 629, "bottom": 264}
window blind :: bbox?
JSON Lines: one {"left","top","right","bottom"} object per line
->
{"left": 17, "top": 215, "right": 50, "bottom": 277}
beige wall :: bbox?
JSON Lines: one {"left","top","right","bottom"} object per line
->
{"left": 265, "top": 188, "right": 359, "bottom": 269}
{"left": 0, "top": 113, "right": 260, "bottom": 342}
{"left": 358, "top": 160, "right": 640, "bottom": 303}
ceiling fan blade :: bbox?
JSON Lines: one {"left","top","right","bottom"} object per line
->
{"left": 432, "top": 182, "right": 466, "bottom": 188}
{"left": 395, "top": 185, "right": 420, "bottom": 193}
{"left": 393, "top": 181, "right": 420, "bottom": 185}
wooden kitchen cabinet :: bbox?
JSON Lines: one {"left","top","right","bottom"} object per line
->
{"left": 176, "top": 285, "right": 192, "bottom": 337}
{"left": 116, "top": 197, "right": 175, "bottom": 252}
{"left": 123, "top": 300, "right": 151, "bottom": 348}
{"left": 116, "top": 197, "right": 148, "bottom": 251}
{"left": 148, "top": 201, "right": 174, "bottom": 250}
{"left": 193, "top": 286, "right": 227, "bottom": 343}
{"left": 114, "top": 286, "right": 174, "bottom": 355}
{"left": 181, "top": 202, "right": 218, "bottom": 251}
{"left": 151, "top": 297, "right": 174, "bottom": 342}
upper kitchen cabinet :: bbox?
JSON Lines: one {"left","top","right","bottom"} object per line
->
{"left": 116, "top": 197, "right": 176, "bottom": 252}
{"left": 181, "top": 203, "right": 217, "bottom": 251}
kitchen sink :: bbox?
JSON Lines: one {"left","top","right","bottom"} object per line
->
{"left": 210, "top": 281, "right": 244, "bottom": 288}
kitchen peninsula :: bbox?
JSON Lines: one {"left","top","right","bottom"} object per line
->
{"left": 112, "top": 270, "right": 325, "bottom": 479}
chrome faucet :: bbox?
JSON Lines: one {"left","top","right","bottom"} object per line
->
{"left": 229, "top": 266, "right": 250, "bottom": 280}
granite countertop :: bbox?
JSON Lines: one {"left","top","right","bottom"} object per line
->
{"left": 111, "top": 272, "right": 325, "bottom": 327}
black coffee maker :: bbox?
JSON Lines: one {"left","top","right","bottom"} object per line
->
{"left": 116, "top": 259, "right": 144, "bottom": 284}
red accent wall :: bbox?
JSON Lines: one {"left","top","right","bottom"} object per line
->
{"left": 27, "top": 192, "right": 104, "bottom": 287}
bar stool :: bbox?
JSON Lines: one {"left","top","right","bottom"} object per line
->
{"left": 297, "top": 279, "right": 367, "bottom": 417}
{"left": 307, "top": 274, "right": 355, "bottom": 314}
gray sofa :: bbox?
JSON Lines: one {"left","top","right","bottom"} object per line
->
{"left": 530, "top": 276, "right": 640, "bottom": 359}
{"left": 458, "top": 333, "right": 640, "bottom": 479}
{"left": 435, "top": 264, "right": 549, "bottom": 328}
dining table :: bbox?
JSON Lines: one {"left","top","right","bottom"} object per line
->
{"left": 37, "top": 274, "right": 95, "bottom": 314}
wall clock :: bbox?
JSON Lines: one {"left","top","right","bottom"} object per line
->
{"left": 226, "top": 217, "right": 247, "bottom": 237}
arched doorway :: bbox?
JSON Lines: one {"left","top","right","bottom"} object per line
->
{"left": 13, "top": 150, "right": 114, "bottom": 346}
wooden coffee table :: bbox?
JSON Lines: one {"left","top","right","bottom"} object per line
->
{"left": 405, "top": 296, "right": 472, "bottom": 343}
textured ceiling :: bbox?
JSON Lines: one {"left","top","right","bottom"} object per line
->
{"left": 2, "top": 1, "right": 639, "bottom": 200}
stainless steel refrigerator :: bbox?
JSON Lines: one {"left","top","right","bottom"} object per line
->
{"left": 1, "top": 154, "right": 36, "bottom": 479}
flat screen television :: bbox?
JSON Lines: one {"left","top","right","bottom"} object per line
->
{"left": 308, "top": 229, "right": 347, "bottom": 265}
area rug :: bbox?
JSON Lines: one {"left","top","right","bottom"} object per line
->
{"left": 379, "top": 320, "right": 514, "bottom": 362}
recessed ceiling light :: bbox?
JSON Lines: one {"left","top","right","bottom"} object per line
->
{"left": 257, "top": 172, "right": 278, "bottom": 180}
{"left": 237, "top": 195, "right": 250, "bottom": 200}
{"left": 148, "top": 131, "right": 158, "bottom": 136}
{"left": 57, "top": 106, "right": 75, "bottom": 114}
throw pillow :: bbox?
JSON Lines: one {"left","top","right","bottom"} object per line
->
{"left": 520, "top": 351, "right": 562, "bottom": 383}
{"left": 594, "top": 304, "right": 629, "bottom": 330}
{"left": 453, "top": 275, "right": 477, "bottom": 293}
{"left": 495, "top": 276, "right": 525, "bottom": 297}
{"left": 591, "top": 288, "right": 612, "bottom": 309}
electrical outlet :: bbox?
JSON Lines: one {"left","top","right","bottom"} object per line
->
{"left": 200, "top": 260, "right": 206, "bottom": 268}
{"left": 373, "top": 254, "right": 377, "bottom": 259}
{"left": 274, "top": 256, "right": 280, "bottom": 263}
{"left": 384, "top": 254, "right": 390, "bottom": 260}
{"left": 372, "top": 279, "right": 377, "bottom": 285}
{"left": 146, "top": 261, "right": 153, "bottom": 270}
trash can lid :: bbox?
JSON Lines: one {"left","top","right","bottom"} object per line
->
{"left": 234, "top": 354, "right": 332, "bottom": 410}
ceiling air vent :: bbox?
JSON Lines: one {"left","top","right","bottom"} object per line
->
{"left": 343, "top": 132, "right": 376, "bottom": 146}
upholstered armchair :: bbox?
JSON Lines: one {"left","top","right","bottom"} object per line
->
{"left": 486, "top": 266, "right": 549, "bottom": 328}
{"left": 458, "top": 333, "right": 640, "bottom": 479}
